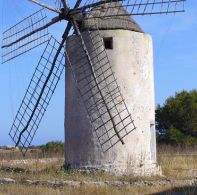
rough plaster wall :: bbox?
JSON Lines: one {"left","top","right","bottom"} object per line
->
{"left": 65, "top": 29, "right": 158, "bottom": 175}
{"left": 105, "top": 30, "right": 156, "bottom": 163}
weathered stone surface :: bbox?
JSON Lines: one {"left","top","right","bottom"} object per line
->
{"left": 76, "top": 2, "right": 143, "bottom": 32}
{"left": 22, "top": 179, "right": 34, "bottom": 184}
{"left": 81, "top": 180, "right": 105, "bottom": 186}
{"left": 63, "top": 180, "right": 81, "bottom": 187}
{"left": 65, "top": 29, "right": 159, "bottom": 176}
{"left": 0, "top": 178, "right": 15, "bottom": 184}
{"left": 0, "top": 178, "right": 197, "bottom": 188}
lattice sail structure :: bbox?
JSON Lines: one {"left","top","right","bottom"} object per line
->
{"left": 9, "top": 36, "right": 65, "bottom": 154}
{"left": 66, "top": 25, "right": 136, "bottom": 152}
{"left": 2, "top": 0, "right": 186, "bottom": 154}
{"left": 2, "top": 9, "right": 49, "bottom": 63}
{"left": 72, "top": 0, "right": 185, "bottom": 18}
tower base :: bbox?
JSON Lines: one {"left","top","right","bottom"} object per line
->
{"left": 64, "top": 161, "right": 161, "bottom": 176}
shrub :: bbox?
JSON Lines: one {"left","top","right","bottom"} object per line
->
{"left": 40, "top": 141, "right": 64, "bottom": 154}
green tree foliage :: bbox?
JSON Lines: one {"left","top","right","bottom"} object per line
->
{"left": 156, "top": 90, "right": 197, "bottom": 145}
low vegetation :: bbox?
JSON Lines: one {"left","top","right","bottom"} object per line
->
{"left": 0, "top": 143, "right": 196, "bottom": 195}
{"left": 157, "top": 144, "right": 197, "bottom": 179}
{"left": 0, "top": 141, "right": 64, "bottom": 160}
{"left": 37, "top": 141, "right": 64, "bottom": 157}
{"left": 0, "top": 184, "right": 190, "bottom": 195}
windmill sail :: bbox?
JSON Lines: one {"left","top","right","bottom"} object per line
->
{"left": 3, "top": 0, "right": 186, "bottom": 155}
{"left": 53, "top": 0, "right": 63, "bottom": 9}
{"left": 2, "top": 9, "right": 49, "bottom": 63}
{"left": 66, "top": 24, "right": 136, "bottom": 152}
{"left": 9, "top": 36, "right": 65, "bottom": 154}
{"left": 72, "top": 0, "right": 185, "bottom": 18}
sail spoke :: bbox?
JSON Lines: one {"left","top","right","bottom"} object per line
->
{"left": 72, "top": 0, "right": 185, "bottom": 19}
{"left": 66, "top": 23, "right": 136, "bottom": 152}
{"left": 2, "top": 9, "right": 49, "bottom": 63}
{"left": 9, "top": 36, "right": 65, "bottom": 154}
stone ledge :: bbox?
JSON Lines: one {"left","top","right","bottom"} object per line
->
{"left": 0, "top": 178, "right": 196, "bottom": 188}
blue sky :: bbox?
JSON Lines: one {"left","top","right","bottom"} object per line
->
{"left": 0, "top": 0, "right": 197, "bottom": 146}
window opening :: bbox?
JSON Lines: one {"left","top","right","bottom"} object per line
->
{"left": 103, "top": 37, "right": 113, "bottom": 49}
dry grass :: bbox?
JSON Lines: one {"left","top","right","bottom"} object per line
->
{"left": 0, "top": 184, "right": 184, "bottom": 195}
{"left": 0, "top": 148, "right": 64, "bottom": 161}
{"left": 0, "top": 157, "right": 112, "bottom": 181}
{"left": 158, "top": 154, "right": 197, "bottom": 178}
{"left": 0, "top": 145, "right": 196, "bottom": 194}
{"left": 157, "top": 144, "right": 197, "bottom": 179}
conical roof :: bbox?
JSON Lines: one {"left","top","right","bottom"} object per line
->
{"left": 78, "top": 2, "right": 143, "bottom": 33}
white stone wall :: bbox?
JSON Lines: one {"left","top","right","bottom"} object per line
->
{"left": 64, "top": 29, "right": 160, "bottom": 176}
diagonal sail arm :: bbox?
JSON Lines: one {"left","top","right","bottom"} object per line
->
{"left": 61, "top": 0, "right": 70, "bottom": 10}
{"left": 29, "top": 0, "right": 62, "bottom": 13}
{"left": 9, "top": 36, "right": 65, "bottom": 153}
{"left": 67, "top": 21, "right": 136, "bottom": 151}
{"left": 72, "top": 19, "right": 125, "bottom": 145}
{"left": 15, "top": 36, "right": 66, "bottom": 147}
{"left": 71, "top": 0, "right": 186, "bottom": 18}
{"left": 9, "top": 0, "right": 84, "bottom": 155}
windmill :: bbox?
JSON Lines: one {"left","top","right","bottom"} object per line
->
{"left": 2, "top": 0, "right": 185, "bottom": 175}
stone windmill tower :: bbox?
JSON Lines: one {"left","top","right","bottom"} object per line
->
{"left": 65, "top": 2, "right": 158, "bottom": 176}
{"left": 1, "top": 0, "right": 185, "bottom": 176}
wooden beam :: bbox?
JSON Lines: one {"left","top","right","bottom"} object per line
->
{"left": 29, "top": 0, "right": 61, "bottom": 14}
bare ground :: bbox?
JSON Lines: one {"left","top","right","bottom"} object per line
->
{"left": 0, "top": 145, "right": 196, "bottom": 194}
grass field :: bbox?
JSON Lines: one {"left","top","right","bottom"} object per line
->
{"left": 0, "top": 144, "right": 196, "bottom": 195}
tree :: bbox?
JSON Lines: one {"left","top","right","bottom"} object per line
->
{"left": 156, "top": 90, "right": 197, "bottom": 145}
{"left": 40, "top": 141, "right": 64, "bottom": 153}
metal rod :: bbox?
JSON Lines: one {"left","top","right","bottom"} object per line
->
{"left": 2, "top": 16, "right": 61, "bottom": 48}
{"left": 29, "top": 0, "right": 61, "bottom": 13}
{"left": 73, "top": 0, "right": 83, "bottom": 9}
{"left": 11, "top": 0, "right": 84, "bottom": 150}
{"left": 61, "top": 0, "right": 70, "bottom": 10}
{"left": 60, "top": 0, "right": 83, "bottom": 37}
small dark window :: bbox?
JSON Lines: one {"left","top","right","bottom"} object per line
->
{"left": 103, "top": 37, "right": 113, "bottom": 49}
